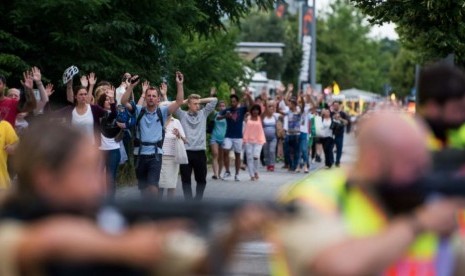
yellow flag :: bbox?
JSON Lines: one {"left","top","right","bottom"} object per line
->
{"left": 333, "top": 82, "right": 340, "bottom": 95}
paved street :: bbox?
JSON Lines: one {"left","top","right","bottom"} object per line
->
{"left": 116, "top": 134, "right": 357, "bottom": 275}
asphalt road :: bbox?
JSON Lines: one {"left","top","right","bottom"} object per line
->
{"left": 116, "top": 133, "right": 357, "bottom": 275}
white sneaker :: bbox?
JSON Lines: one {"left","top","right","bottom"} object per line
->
{"left": 235, "top": 175, "right": 240, "bottom": 182}
{"left": 223, "top": 171, "right": 231, "bottom": 179}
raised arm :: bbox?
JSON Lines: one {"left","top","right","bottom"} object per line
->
{"left": 31, "top": 67, "right": 49, "bottom": 113}
{"left": 305, "top": 86, "right": 317, "bottom": 107}
{"left": 243, "top": 88, "right": 253, "bottom": 107}
{"left": 66, "top": 77, "right": 74, "bottom": 104}
{"left": 168, "top": 71, "right": 185, "bottom": 115}
{"left": 121, "top": 76, "right": 140, "bottom": 112}
{"left": 87, "top": 72, "right": 97, "bottom": 101}
{"left": 283, "top": 84, "right": 293, "bottom": 107}
{"left": 137, "top": 80, "right": 150, "bottom": 107}
{"left": 19, "top": 70, "right": 37, "bottom": 113}
{"left": 159, "top": 82, "right": 168, "bottom": 102}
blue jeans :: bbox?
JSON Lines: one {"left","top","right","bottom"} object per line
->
{"left": 334, "top": 134, "right": 344, "bottom": 165}
{"left": 298, "top": 133, "right": 309, "bottom": 168}
{"left": 285, "top": 134, "right": 300, "bottom": 171}
{"left": 263, "top": 136, "right": 277, "bottom": 166}
{"left": 102, "top": 149, "right": 121, "bottom": 200}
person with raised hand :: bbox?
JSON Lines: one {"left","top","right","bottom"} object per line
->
{"left": 30, "top": 66, "right": 49, "bottom": 115}
{"left": 122, "top": 72, "right": 184, "bottom": 198}
{"left": 56, "top": 79, "right": 113, "bottom": 146}
{"left": 176, "top": 88, "right": 218, "bottom": 200}
{"left": 217, "top": 88, "right": 253, "bottom": 182}
{"left": 0, "top": 71, "right": 36, "bottom": 128}
{"left": 96, "top": 86, "right": 122, "bottom": 200}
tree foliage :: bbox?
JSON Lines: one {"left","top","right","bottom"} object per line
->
{"left": 389, "top": 48, "right": 416, "bottom": 98}
{"left": 350, "top": 0, "right": 465, "bottom": 65}
{"left": 316, "top": 0, "right": 394, "bottom": 93}
{"left": 238, "top": 12, "right": 302, "bottom": 85}
{"left": 0, "top": 0, "right": 273, "bottom": 100}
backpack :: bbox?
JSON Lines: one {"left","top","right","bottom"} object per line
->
{"left": 133, "top": 107, "right": 165, "bottom": 154}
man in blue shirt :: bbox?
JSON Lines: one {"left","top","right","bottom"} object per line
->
{"left": 217, "top": 90, "right": 253, "bottom": 181}
{"left": 122, "top": 72, "right": 184, "bottom": 197}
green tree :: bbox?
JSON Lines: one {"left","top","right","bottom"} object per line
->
{"left": 0, "top": 0, "right": 273, "bottom": 99}
{"left": 350, "top": 0, "right": 465, "bottom": 65}
{"left": 167, "top": 31, "right": 246, "bottom": 97}
{"left": 238, "top": 12, "right": 302, "bottom": 84}
{"left": 389, "top": 48, "right": 416, "bottom": 98}
{"left": 316, "top": 0, "right": 394, "bottom": 93}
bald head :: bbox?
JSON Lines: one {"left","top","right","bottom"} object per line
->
{"left": 355, "top": 111, "right": 431, "bottom": 185}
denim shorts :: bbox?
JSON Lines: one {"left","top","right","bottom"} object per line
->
{"left": 210, "top": 139, "right": 224, "bottom": 146}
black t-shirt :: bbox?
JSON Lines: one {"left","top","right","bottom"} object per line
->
{"left": 330, "top": 111, "right": 349, "bottom": 136}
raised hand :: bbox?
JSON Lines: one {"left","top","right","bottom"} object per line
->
{"left": 129, "top": 75, "right": 140, "bottom": 87}
{"left": 107, "top": 85, "right": 116, "bottom": 100}
{"left": 175, "top": 71, "right": 184, "bottom": 84}
{"left": 21, "top": 71, "right": 34, "bottom": 90}
{"left": 45, "top": 83, "right": 55, "bottom": 96}
{"left": 306, "top": 85, "right": 313, "bottom": 95}
{"left": 80, "top": 75, "right": 88, "bottom": 87}
{"left": 210, "top": 87, "right": 217, "bottom": 96}
{"left": 31, "top": 66, "right": 42, "bottom": 82}
{"left": 159, "top": 82, "right": 167, "bottom": 96}
{"left": 287, "top": 83, "right": 294, "bottom": 92}
{"left": 142, "top": 80, "right": 150, "bottom": 94}
{"left": 88, "top": 72, "right": 97, "bottom": 86}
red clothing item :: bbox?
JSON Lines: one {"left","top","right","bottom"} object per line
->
{"left": 0, "top": 98, "right": 19, "bottom": 127}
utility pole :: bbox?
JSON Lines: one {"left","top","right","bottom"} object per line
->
{"left": 310, "top": 0, "right": 317, "bottom": 88}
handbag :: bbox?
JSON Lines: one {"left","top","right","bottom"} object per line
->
{"left": 313, "top": 115, "right": 324, "bottom": 137}
{"left": 174, "top": 138, "right": 188, "bottom": 164}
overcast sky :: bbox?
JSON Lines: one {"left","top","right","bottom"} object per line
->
{"left": 314, "top": 0, "right": 398, "bottom": 40}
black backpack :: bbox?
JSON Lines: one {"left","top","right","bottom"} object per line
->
{"left": 133, "top": 107, "right": 165, "bottom": 153}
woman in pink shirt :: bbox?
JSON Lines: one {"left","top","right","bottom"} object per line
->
{"left": 243, "top": 104, "right": 266, "bottom": 181}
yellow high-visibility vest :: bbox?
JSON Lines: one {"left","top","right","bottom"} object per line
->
{"left": 271, "top": 169, "right": 439, "bottom": 276}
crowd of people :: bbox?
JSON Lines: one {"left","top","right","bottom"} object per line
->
{"left": 0, "top": 66, "right": 356, "bottom": 201}
{"left": 0, "top": 63, "right": 464, "bottom": 275}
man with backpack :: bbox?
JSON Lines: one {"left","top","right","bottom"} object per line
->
{"left": 121, "top": 72, "right": 185, "bottom": 197}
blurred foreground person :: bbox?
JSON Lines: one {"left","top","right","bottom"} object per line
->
{"left": 0, "top": 121, "right": 268, "bottom": 276}
{"left": 272, "top": 112, "right": 465, "bottom": 276}
{"left": 417, "top": 63, "right": 465, "bottom": 149}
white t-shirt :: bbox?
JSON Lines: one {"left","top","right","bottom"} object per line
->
{"left": 321, "top": 118, "right": 333, "bottom": 138}
{"left": 99, "top": 134, "right": 120, "bottom": 151}
{"left": 162, "top": 118, "right": 186, "bottom": 156}
{"left": 72, "top": 104, "right": 95, "bottom": 144}
{"left": 299, "top": 105, "right": 312, "bottom": 134}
